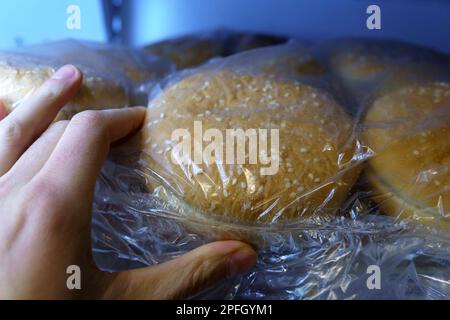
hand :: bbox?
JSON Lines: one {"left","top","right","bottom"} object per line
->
{"left": 0, "top": 65, "right": 257, "bottom": 299}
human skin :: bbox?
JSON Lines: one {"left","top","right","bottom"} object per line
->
{"left": 0, "top": 65, "right": 257, "bottom": 299}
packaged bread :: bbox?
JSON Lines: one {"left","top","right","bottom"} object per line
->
{"left": 222, "top": 31, "right": 287, "bottom": 56}
{"left": 363, "top": 81, "right": 450, "bottom": 229}
{"left": 326, "top": 38, "right": 450, "bottom": 106}
{"left": 143, "top": 33, "right": 224, "bottom": 70}
{"left": 142, "top": 30, "right": 288, "bottom": 70}
{"left": 225, "top": 42, "right": 348, "bottom": 109}
{"left": 139, "top": 45, "right": 363, "bottom": 241}
{"left": 0, "top": 51, "right": 129, "bottom": 121}
{"left": 18, "top": 40, "right": 175, "bottom": 105}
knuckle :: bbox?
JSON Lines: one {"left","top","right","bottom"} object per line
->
{"left": 71, "top": 111, "right": 104, "bottom": 133}
{"left": 0, "top": 117, "right": 26, "bottom": 143}
{"left": 40, "top": 80, "right": 65, "bottom": 101}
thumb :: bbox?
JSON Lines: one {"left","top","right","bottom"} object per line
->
{"left": 103, "top": 240, "right": 257, "bottom": 299}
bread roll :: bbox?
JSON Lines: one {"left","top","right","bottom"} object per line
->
{"left": 213, "top": 43, "right": 327, "bottom": 82}
{"left": 0, "top": 52, "right": 129, "bottom": 121}
{"left": 328, "top": 39, "right": 449, "bottom": 103}
{"left": 140, "top": 69, "right": 360, "bottom": 227}
{"left": 224, "top": 32, "right": 287, "bottom": 56}
{"left": 143, "top": 35, "right": 222, "bottom": 70}
{"left": 363, "top": 82, "right": 450, "bottom": 228}
{"left": 19, "top": 40, "right": 174, "bottom": 105}
{"left": 142, "top": 31, "right": 287, "bottom": 70}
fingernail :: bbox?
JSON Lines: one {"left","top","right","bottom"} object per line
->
{"left": 228, "top": 247, "right": 257, "bottom": 277}
{"left": 52, "top": 65, "right": 76, "bottom": 80}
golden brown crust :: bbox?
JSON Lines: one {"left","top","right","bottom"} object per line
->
{"left": 0, "top": 53, "right": 129, "bottom": 120}
{"left": 364, "top": 82, "right": 450, "bottom": 227}
{"left": 140, "top": 70, "right": 361, "bottom": 225}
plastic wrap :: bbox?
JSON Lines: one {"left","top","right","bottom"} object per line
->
{"left": 0, "top": 48, "right": 130, "bottom": 120}
{"left": 81, "top": 38, "right": 448, "bottom": 298}
{"left": 142, "top": 30, "right": 287, "bottom": 70}
{"left": 15, "top": 39, "right": 175, "bottom": 105}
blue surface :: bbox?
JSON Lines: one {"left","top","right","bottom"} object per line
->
{"left": 0, "top": 0, "right": 449, "bottom": 53}
{"left": 129, "top": 0, "right": 450, "bottom": 53}
{"left": 0, "top": 0, "right": 105, "bottom": 49}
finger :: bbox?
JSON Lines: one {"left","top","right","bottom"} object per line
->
{"left": 0, "top": 65, "right": 82, "bottom": 176}
{"left": 4, "top": 121, "right": 69, "bottom": 186}
{"left": 35, "top": 107, "right": 146, "bottom": 198}
{"left": 103, "top": 241, "right": 258, "bottom": 299}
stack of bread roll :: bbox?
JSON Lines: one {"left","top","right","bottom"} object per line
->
{"left": 138, "top": 38, "right": 449, "bottom": 241}
{"left": 327, "top": 39, "right": 450, "bottom": 230}
{"left": 1, "top": 35, "right": 448, "bottom": 241}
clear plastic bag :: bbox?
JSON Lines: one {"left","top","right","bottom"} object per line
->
{"left": 13, "top": 39, "right": 175, "bottom": 106}
{"left": 0, "top": 39, "right": 174, "bottom": 118}
{"left": 74, "top": 38, "right": 449, "bottom": 299}
{"left": 142, "top": 30, "right": 287, "bottom": 70}
{"left": 0, "top": 48, "right": 130, "bottom": 120}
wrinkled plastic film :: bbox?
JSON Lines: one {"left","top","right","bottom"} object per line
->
{"left": 88, "top": 39, "right": 450, "bottom": 298}
{"left": 0, "top": 39, "right": 174, "bottom": 118}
